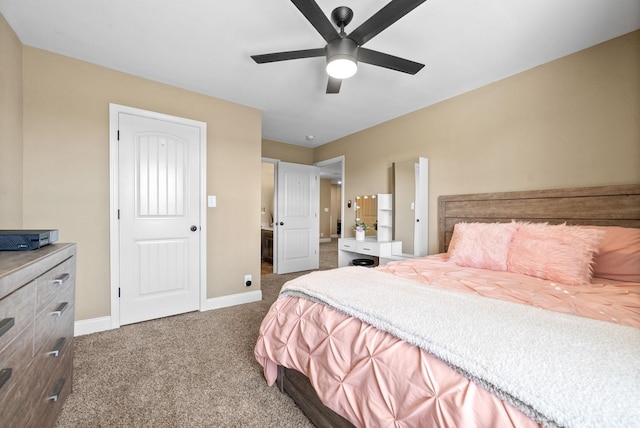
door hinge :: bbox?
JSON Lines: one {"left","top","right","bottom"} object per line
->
{"left": 118, "top": 287, "right": 121, "bottom": 298}
{"left": 117, "top": 209, "right": 120, "bottom": 220}
{"left": 117, "top": 130, "right": 120, "bottom": 141}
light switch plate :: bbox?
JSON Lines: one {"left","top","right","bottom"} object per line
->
{"left": 208, "top": 195, "right": 217, "bottom": 207}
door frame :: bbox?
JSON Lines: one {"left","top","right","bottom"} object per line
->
{"left": 262, "top": 157, "right": 342, "bottom": 273}
{"left": 314, "top": 155, "right": 345, "bottom": 240}
{"left": 108, "top": 103, "right": 207, "bottom": 329}
{"left": 261, "top": 157, "right": 278, "bottom": 274}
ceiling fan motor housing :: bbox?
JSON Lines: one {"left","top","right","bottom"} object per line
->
{"left": 326, "top": 37, "right": 358, "bottom": 63}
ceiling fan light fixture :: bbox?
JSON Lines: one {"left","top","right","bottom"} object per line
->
{"left": 326, "top": 56, "right": 357, "bottom": 79}
{"left": 326, "top": 38, "right": 358, "bottom": 79}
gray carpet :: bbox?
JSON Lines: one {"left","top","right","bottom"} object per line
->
{"left": 56, "top": 240, "right": 338, "bottom": 427}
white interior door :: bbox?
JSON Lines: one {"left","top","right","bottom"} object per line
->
{"left": 117, "top": 112, "right": 201, "bottom": 325}
{"left": 276, "top": 162, "right": 319, "bottom": 274}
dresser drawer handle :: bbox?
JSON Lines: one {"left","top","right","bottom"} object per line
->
{"left": 50, "top": 302, "right": 69, "bottom": 317}
{"left": 46, "top": 337, "right": 66, "bottom": 357}
{"left": 53, "top": 273, "right": 70, "bottom": 285}
{"left": 0, "top": 368, "right": 11, "bottom": 391}
{"left": 46, "top": 379, "right": 65, "bottom": 402}
{"left": 362, "top": 247, "right": 371, "bottom": 251}
{"left": 343, "top": 244, "right": 352, "bottom": 248}
{"left": 0, "top": 318, "right": 15, "bottom": 338}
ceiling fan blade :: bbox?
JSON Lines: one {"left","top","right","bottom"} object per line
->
{"left": 348, "top": 0, "right": 427, "bottom": 46}
{"left": 326, "top": 77, "right": 342, "bottom": 94}
{"left": 251, "top": 48, "right": 325, "bottom": 64}
{"left": 291, "top": 0, "right": 340, "bottom": 44}
{"left": 358, "top": 47, "right": 424, "bottom": 74}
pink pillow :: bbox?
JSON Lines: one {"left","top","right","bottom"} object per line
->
{"left": 591, "top": 226, "right": 640, "bottom": 282}
{"left": 507, "top": 223, "right": 604, "bottom": 285}
{"left": 448, "top": 222, "right": 518, "bottom": 271}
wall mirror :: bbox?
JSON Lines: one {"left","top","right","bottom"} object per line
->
{"left": 393, "top": 157, "right": 429, "bottom": 256}
{"left": 354, "top": 195, "right": 377, "bottom": 237}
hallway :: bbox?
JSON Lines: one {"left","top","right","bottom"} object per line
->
{"left": 261, "top": 239, "right": 338, "bottom": 275}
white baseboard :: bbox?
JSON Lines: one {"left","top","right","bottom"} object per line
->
{"left": 74, "top": 290, "right": 263, "bottom": 336}
{"left": 74, "top": 316, "right": 112, "bottom": 336}
{"left": 201, "top": 289, "right": 262, "bottom": 311}
{"left": 320, "top": 238, "right": 331, "bottom": 243}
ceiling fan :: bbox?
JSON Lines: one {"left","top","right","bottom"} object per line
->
{"left": 251, "top": 0, "right": 427, "bottom": 94}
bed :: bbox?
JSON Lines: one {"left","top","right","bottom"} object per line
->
{"left": 254, "top": 184, "right": 640, "bottom": 428}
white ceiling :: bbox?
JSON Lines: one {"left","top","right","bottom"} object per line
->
{"left": 1, "top": 0, "right": 638, "bottom": 148}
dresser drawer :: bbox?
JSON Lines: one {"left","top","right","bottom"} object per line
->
{"left": 29, "top": 336, "right": 73, "bottom": 428}
{"left": 35, "top": 256, "right": 75, "bottom": 316}
{"left": 0, "top": 281, "right": 36, "bottom": 354}
{"left": 0, "top": 343, "right": 39, "bottom": 426}
{"left": 0, "top": 329, "right": 34, "bottom": 402}
{"left": 34, "top": 284, "right": 74, "bottom": 357}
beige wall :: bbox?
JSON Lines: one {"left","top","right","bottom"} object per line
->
{"left": 19, "top": 47, "right": 261, "bottom": 320}
{"left": 262, "top": 139, "right": 313, "bottom": 164}
{"left": 0, "top": 14, "right": 23, "bottom": 227}
{"left": 314, "top": 30, "right": 640, "bottom": 254}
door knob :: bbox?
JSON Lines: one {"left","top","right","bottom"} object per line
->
{"left": 190, "top": 225, "right": 198, "bottom": 232}
{"left": 279, "top": 222, "right": 284, "bottom": 226}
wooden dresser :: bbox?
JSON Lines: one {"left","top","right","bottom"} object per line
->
{"left": 0, "top": 243, "right": 76, "bottom": 427}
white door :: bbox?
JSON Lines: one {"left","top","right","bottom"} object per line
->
{"left": 118, "top": 113, "right": 201, "bottom": 325}
{"left": 276, "top": 162, "right": 319, "bottom": 274}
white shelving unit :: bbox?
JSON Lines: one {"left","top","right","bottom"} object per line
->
{"left": 377, "top": 193, "right": 393, "bottom": 242}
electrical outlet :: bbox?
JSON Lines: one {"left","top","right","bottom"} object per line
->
{"left": 244, "top": 274, "right": 252, "bottom": 287}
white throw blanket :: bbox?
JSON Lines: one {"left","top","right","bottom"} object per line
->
{"left": 280, "top": 267, "right": 640, "bottom": 428}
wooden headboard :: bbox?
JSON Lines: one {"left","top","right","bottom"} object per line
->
{"left": 438, "top": 184, "right": 640, "bottom": 253}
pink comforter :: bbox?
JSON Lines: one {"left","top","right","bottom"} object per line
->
{"left": 255, "top": 256, "right": 640, "bottom": 427}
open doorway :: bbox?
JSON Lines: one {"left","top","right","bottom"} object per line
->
{"left": 260, "top": 161, "right": 275, "bottom": 275}
{"left": 315, "top": 156, "right": 344, "bottom": 270}
{"left": 260, "top": 156, "right": 344, "bottom": 275}
{"left": 316, "top": 158, "right": 343, "bottom": 241}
